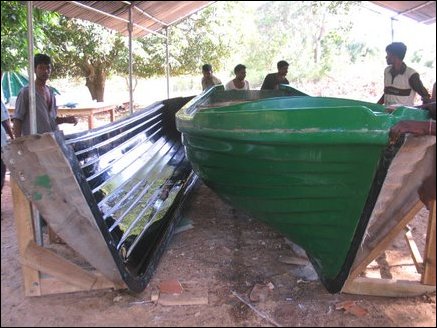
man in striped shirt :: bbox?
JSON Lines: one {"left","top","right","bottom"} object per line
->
{"left": 377, "top": 42, "right": 430, "bottom": 107}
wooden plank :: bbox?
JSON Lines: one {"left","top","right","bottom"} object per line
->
{"left": 422, "top": 201, "right": 436, "bottom": 285}
{"left": 404, "top": 228, "right": 423, "bottom": 273}
{"left": 39, "top": 273, "right": 117, "bottom": 296}
{"left": 21, "top": 241, "right": 112, "bottom": 290}
{"left": 348, "top": 201, "right": 424, "bottom": 281}
{"left": 342, "top": 277, "right": 436, "bottom": 297}
{"left": 158, "top": 291, "right": 208, "bottom": 306}
{"left": 11, "top": 179, "right": 41, "bottom": 297}
{"left": 157, "top": 281, "right": 208, "bottom": 306}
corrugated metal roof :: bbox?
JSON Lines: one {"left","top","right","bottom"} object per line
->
{"left": 32, "top": 1, "right": 215, "bottom": 38}
{"left": 370, "top": 1, "right": 436, "bottom": 24}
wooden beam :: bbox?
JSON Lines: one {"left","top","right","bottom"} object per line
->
{"left": 11, "top": 179, "right": 41, "bottom": 297}
{"left": 21, "top": 241, "right": 115, "bottom": 291}
{"left": 39, "top": 273, "right": 116, "bottom": 296}
{"left": 11, "top": 179, "right": 122, "bottom": 296}
{"left": 342, "top": 277, "right": 436, "bottom": 297}
{"left": 404, "top": 228, "right": 423, "bottom": 273}
{"left": 422, "top": 201, "right": 436, "bottom": 285}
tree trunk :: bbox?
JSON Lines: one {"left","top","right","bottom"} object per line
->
{"left": 313, "top": 11, "right": 326, "bottom": 64}
{"left": 83, "top": 63, "right": 106, "bottom": 102}
{"left": 124, "top": 75, "right": 138, "bottom": 93}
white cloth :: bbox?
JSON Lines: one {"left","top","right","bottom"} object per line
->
{"left": 1, "top": 101, "right": 10, "bottom": 147}
{"left": 225, "top": 79, "right": 250, "bottom": 90}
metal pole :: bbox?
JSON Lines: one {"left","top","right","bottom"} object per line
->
{"left": 165, "top": 27, "right": 170, "bottom": 99}
{"left": 27, "top": 1, "right": 36, "bottom": 134}
{"left": 128, "top": 5, "right": 134, "bottom": 114}
{"left": 390, "top": 17, "right": 394, "bottom": 41}
{"left": 27, "top": 1, "right": 43, "bottom": 246}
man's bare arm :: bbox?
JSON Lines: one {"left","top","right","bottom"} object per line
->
{"left": 2, "top": 120, "right": 14, "bottom": 140}
{"left": 13, "top": 119, "right": 22, "bottom": 138}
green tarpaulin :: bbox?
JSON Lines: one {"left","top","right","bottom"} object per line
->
{"left": 1, "top": 72, "right": 60, "bottom": 103}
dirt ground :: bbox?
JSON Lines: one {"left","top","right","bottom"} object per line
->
{"left": 1, "top": 166, "right": 436, "bottom": 327}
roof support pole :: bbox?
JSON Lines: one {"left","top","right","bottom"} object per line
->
{"left": 26, "top": 1, "right": 43, "bottom": 246}
{"left": 390, "top": 17, "right": 395, "bottom": 42}
{"left": 26, "top": 1, "right": 36, "bottom": 134}
{"left": 128, "top": 5, "right": 134, "bottom": 114}
{"left": 165, "top": 27, "right": 170, "bottom": 99}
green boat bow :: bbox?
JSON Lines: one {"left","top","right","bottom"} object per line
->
{"left": 176, "top": 85, "right": 431, "bottom": 293}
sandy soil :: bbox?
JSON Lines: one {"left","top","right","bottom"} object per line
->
{"left": 1, "top": 163, "right": 436, "bottom": 327}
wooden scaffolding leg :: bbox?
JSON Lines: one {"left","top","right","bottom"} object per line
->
{"left": 11, "top": 179, "right": 118, "bottom": 296}
{"left": 422, "top": 201, "right": 436, "bottom": 285}
{"left": 11, "top": 179, "right": 42, "bottom": 296}
{"left": 342, "top": 200, "right": 436, "bottom": 297}
{"left": 404, "top": 226, "right": 423, "bottom": 273}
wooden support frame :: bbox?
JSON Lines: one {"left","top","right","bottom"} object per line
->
{"left": 342, "top": 200, "right": 436, "bottom": 297}
{"left": 404, "top": 226, "right": 423, "bottom": 273}
{"left": 11, "top": 179, "right": 119, "bottom": 296}
{"left": 422, "top": 200, "right": 436, "bottom": 285}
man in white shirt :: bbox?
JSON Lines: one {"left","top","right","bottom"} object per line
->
{"left": 225, "top": 64, "right": 250, "bottom": 90}
{"left": 201, "top": 64, "right": 222, "bottom": 91}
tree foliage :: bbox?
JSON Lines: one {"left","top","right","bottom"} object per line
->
{"left": 42, "top": 17, "right": 126, "bottom": 100}
{"left": 245, "top": 1, "right": 357, "bottom": 84}
{"left": 1, "top": 1, "right": 235, "bottom": 77}
{"left": 133, "top": 2, "right": 237, "bottom": 77}
{"left": 1, "top": 1, "right": 235, "bottom": 100}
{"left": 43, "top": 18, "right": 124, "bottom": 77}
{"left": 1, "top": 1, "right": 58, "bottom": 71}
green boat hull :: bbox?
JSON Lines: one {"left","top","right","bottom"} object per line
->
{"left": 176, "top": 86, "right": 430, "bottom": 293}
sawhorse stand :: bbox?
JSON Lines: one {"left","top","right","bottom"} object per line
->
{"left": 11, "top": 179, "right": 119, "bottom": 296}
{"left": 342, "top": 200, "right": 436, "bottom": 297}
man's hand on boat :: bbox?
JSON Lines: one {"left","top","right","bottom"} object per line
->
{"left": 385, "top": 102, "right": 436, "bottom": 114}
{"left": 56, "top": 116, "right": 78, "bottom": 126}
{"left": 389, "top": 120, "right": 436, "bottom": 144}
